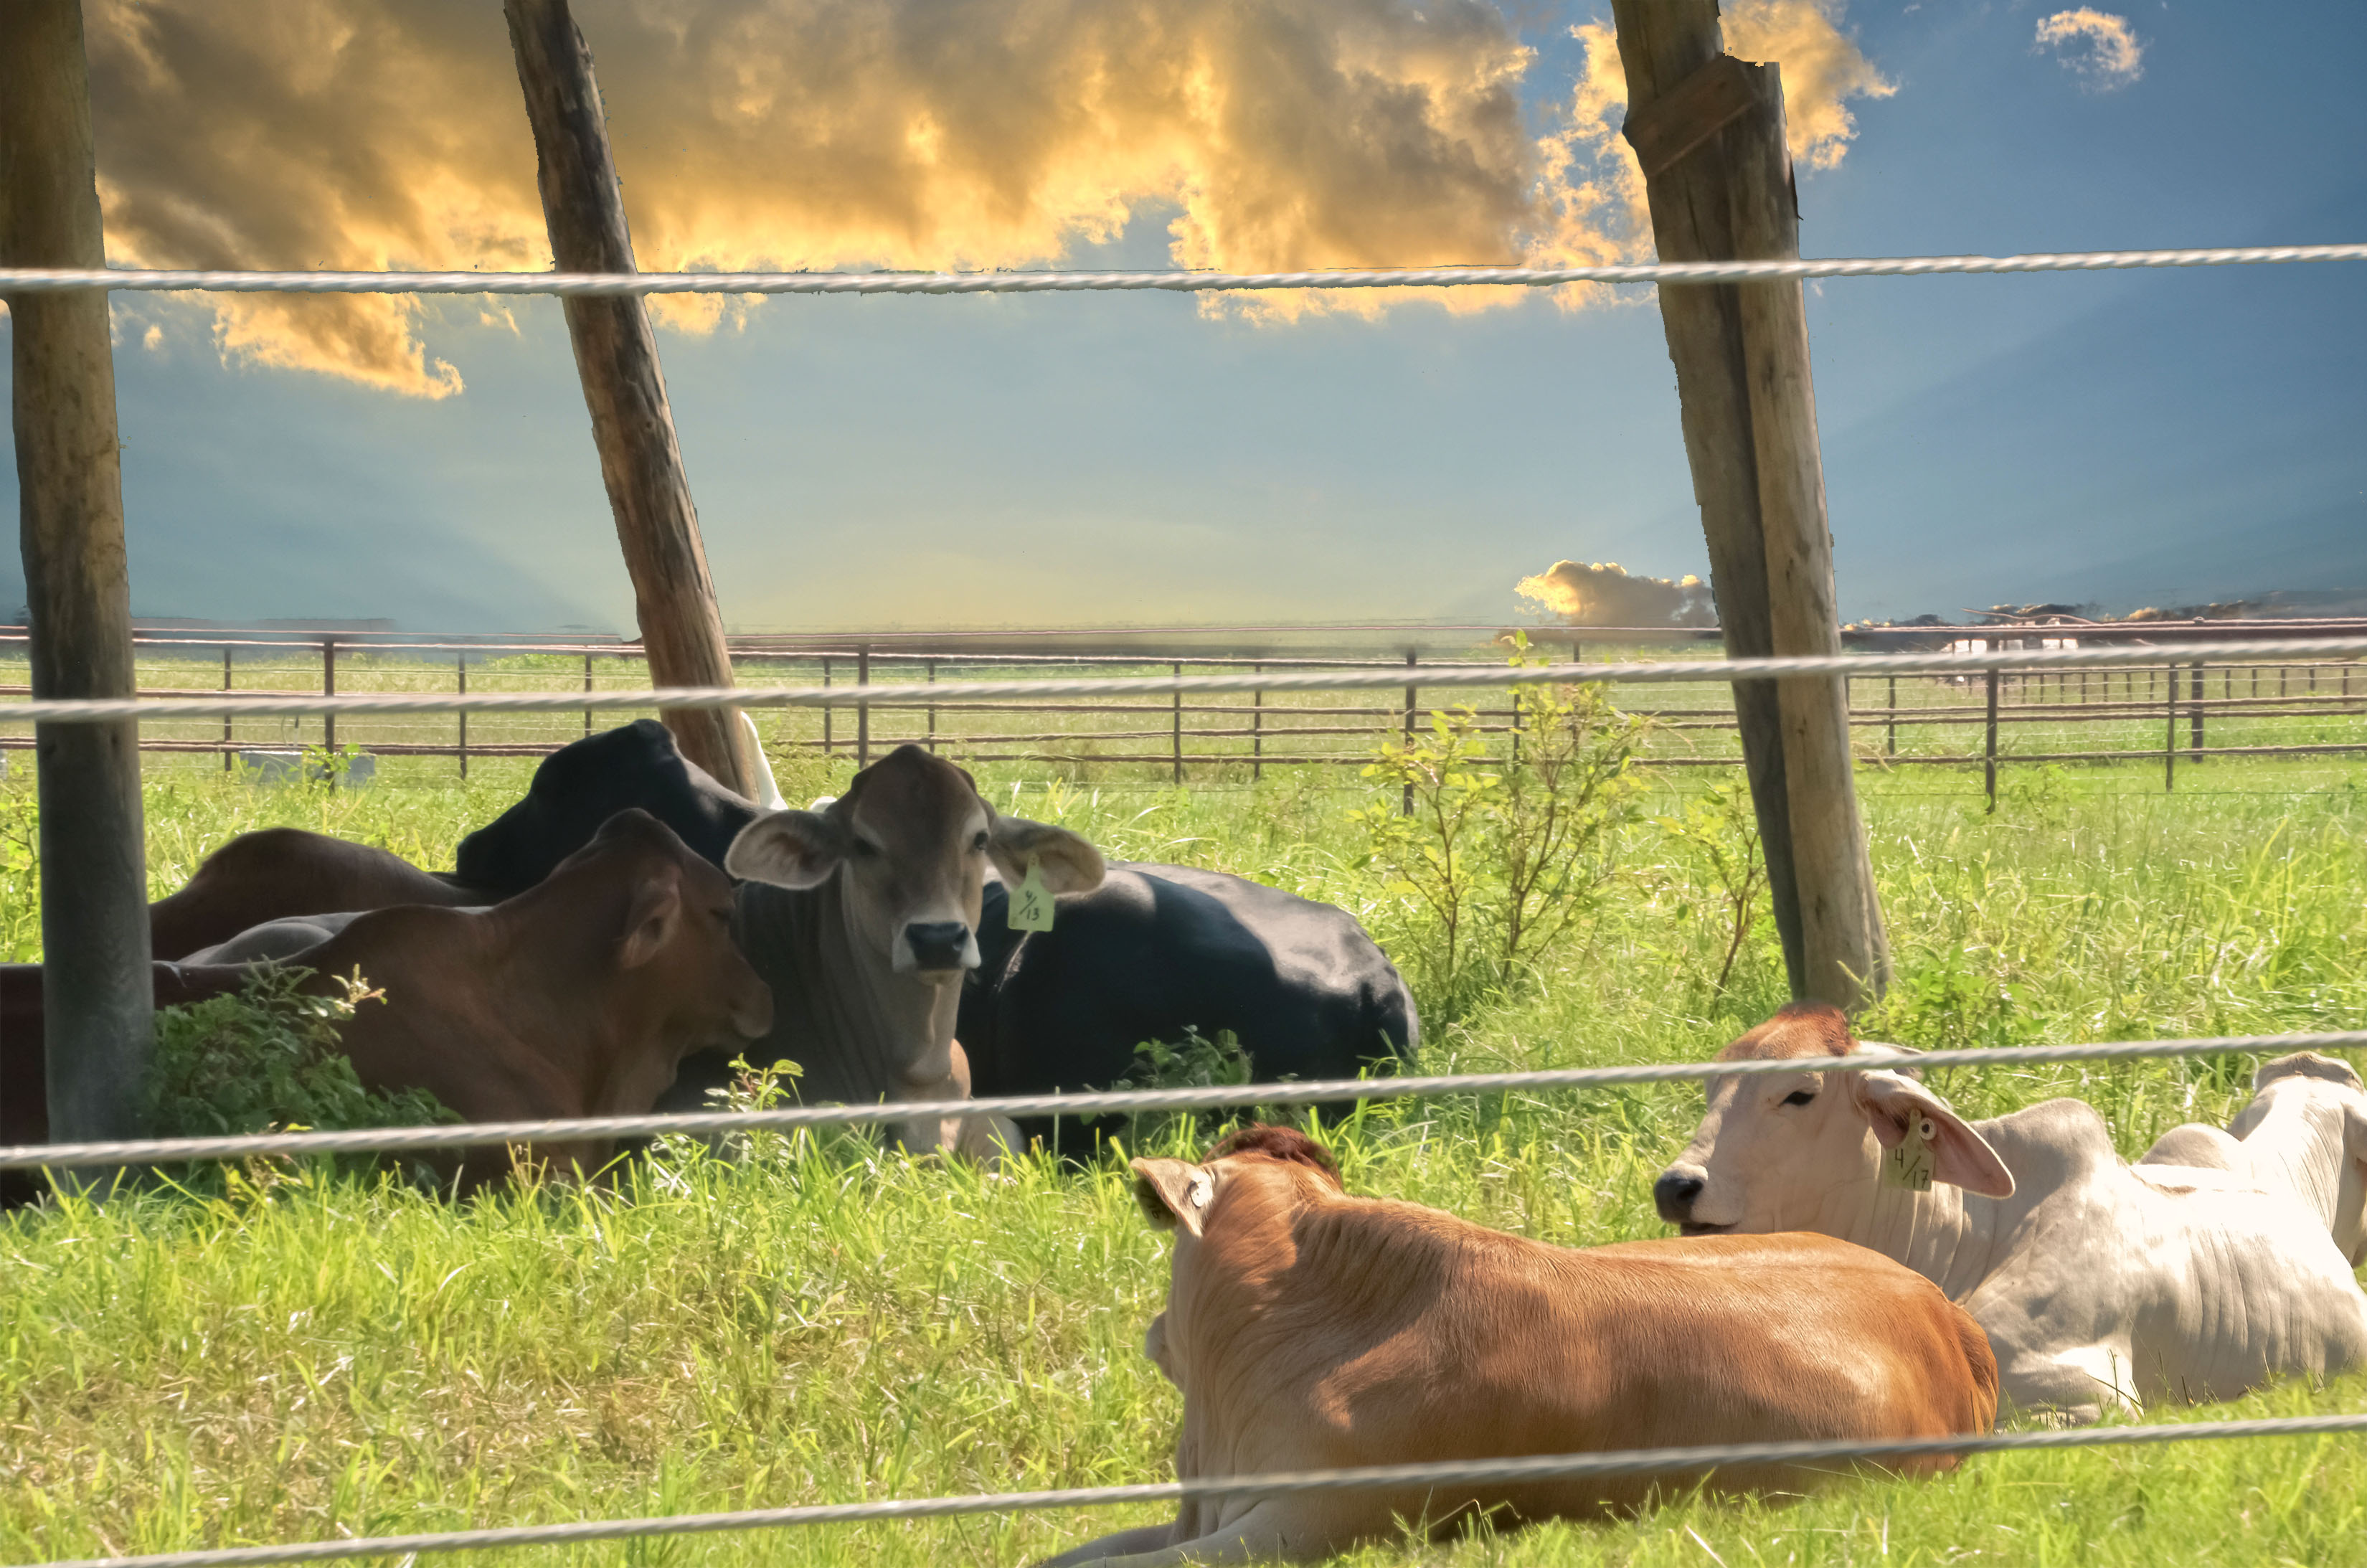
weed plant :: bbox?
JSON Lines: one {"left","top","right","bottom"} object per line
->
{"left": 1, "top": 744, "right": 2363, "bottom": 1565}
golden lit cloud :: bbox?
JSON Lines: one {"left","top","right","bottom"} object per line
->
{"left": 1516, "top": 559, "right": 1714, "bottom": 627}
{"left": 2033, "top": 10, "right": 2144, "bottom": 90}
{"left": 83, "top": 0, "right": 1891, "bottom": 392}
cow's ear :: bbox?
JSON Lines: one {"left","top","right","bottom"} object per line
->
{"left": 1851, "top": 1070, "right": 2016, "bottom": 1199}
{"left": 1130, "top": 1158, "right": 1211, "bottom": 1239}
{"left": 988, "top": 817, "right": 1106, "bottom": 894}
{"left": 618, "top": 869, "right": 683, "bottom": 970}
{"left": 725, "top": 811, "right": 849, "bottom": 889}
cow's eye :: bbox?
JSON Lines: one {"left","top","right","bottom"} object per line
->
{"left": 1781, "top": 1090, "right": 1817, "bottom": 1107}
{"left": 970, "top": 831, "right": 989, "bottom": 851}
{"left": 851, "top": 838, "right": 882, "bottom": 859}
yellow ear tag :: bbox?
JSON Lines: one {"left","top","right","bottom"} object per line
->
{"left": 1881, "top": 1115, "right": 1937, "bottom": 1192}
{"left": 1008, "top": 858, "right": 1055, "bottom": 932}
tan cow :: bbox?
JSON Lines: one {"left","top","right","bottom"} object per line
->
{"left": 1036, "top": 1125, "right": 1997, "bottom": 1567}
{"left": 297, "top": 808, "right": 773, "bottom": 1191}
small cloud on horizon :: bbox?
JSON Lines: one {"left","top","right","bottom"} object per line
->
{"left": 2033, "top": 9, "right": 2145, "bottom": 91}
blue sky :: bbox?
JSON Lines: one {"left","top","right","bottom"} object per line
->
{"left": 4, "top": 0, "right": 2363, "bottom": 633}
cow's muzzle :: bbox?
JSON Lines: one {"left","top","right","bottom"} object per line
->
{"left": 902, "top": 920, "right": 978, "bottom": 974}
{"left": 1653, "top": 1169, "right": 1708, "bottom": 1226}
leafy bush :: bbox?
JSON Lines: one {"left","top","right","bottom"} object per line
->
{"left": 1649, "top": 780, "right": 1770, "bottom": 997}
{"left": 1116, "top": 1026, "right": 1266, "bottom": 1151}
{"left": 1353, "top": 636, "right": 1651, "bottom": 1014}
{"left": 146, "top": 966, "right": 454, "bottom": 1191}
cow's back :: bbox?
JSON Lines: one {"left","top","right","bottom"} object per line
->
{"left": 968, "top": 863, "right": 1415, "bottom": 1145}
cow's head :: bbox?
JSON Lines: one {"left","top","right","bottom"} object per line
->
{"left": 1132, "top": 1125, "right": 1345, "bottom": 1389}
{"left": 723, "top": 745, "right": 1105, "bottom": 978}
{"left": 1653, "top": 1001, "right": 2014, "bottom": 1234}
{"left": 559, "top": 808, "right": 774, "bottom": 1047}
{"left": 2234, "top": 1052, "right": 2367, "bottom": 1266}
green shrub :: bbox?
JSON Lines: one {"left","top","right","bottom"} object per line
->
{"left": 146, "top": 966, "right": 454, "bottom": 1191}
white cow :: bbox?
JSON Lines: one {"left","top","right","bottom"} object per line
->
{"left": 1653, "top": 1002, "right": 2367, "bottom": 1423}
{"left": 2140, "top": 1052, "right": 2367, "bottom": 1266}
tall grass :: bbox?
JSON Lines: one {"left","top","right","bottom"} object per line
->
{"left": 1, "top": 750, "right": 2363, "bottom": 1566}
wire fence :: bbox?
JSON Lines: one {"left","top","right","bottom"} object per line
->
{"left": 4, "top": 627, "right": 2363, "bottom": 797}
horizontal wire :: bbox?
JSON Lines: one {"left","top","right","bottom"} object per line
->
{"left": 15, "top": 1412, "right": 2366, "bottom": 1568}
{"left": 7, "top": 1031, "right": 2360, "bottom": 1171}
{"left": 4, "top": 638, "right": 2365, "bottom": 724}
{"left": 4, "top": 244, "right": 2365, "bottom": 298}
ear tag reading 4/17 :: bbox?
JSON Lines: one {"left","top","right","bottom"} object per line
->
{"left": 1008, "top": 857, "right": 1056, "bottom": 932}
{"left": 1881, "top": 1115, "right": 1938, "bottom": 1192}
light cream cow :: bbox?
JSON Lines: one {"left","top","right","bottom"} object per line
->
{"left": 1653, "top": 1003, "right": 2367, "bottom": 1423}
{"left": 2141, "top": 1052, "right": 2367, "bottom": 1266}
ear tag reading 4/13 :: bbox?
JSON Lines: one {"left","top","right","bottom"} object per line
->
{"left": 1008, "top": 858, "right": 1056, "bottom": 932}
{"left": 1881, "top": 1115, "right": 1938, "bottom": 1192}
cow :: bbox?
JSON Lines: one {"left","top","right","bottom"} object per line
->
{"left": 722, "top": 745, "right": 1103, "bottom": 1156}
{"left": 149, "top": 828, "right": 481, "bottom": 960}
{"left": 1035, "top": 1124, "right": 1996, "bottom": 1567}
{"left": 2140, "top": 1052, "right": 2367, "bottom": 1265}
{"left": 1652, "top": 1001, "right": 2367, "bottom": 1423}
{"left": 291, "top": 807, "right": 771, "bottom": 1190}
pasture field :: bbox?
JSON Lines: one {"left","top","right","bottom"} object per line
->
{"left": 3, "top": 734, "right": 2366, "bottom": 1567}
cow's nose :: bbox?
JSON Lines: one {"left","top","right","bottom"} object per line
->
{"left": 1653, "top": 1171, "right": 1706, "bottom": 1224}
{"left": 904, "top": 920, "right": 973, "bottom": 971}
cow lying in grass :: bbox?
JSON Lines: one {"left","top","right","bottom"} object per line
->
{"left": 293, "top": 808, "right": 772, "bottom": 1191}
{"left": 2140, "top": 1051, "right": 2367, "bottom": 1265}
{"left": 1653, "top": 1003, "right": 2367, "bottom": 1422}
{"left": 1036, "top": 1125, "right": 1997, "bottom": 1567}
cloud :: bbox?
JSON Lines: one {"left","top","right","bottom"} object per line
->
{"left": 2033, "top": 10, "right": 2144, "bottom": 90}
{"left": 82, "top": 0, "right": 1891, "bottom": 392}
{"left": 1516, "top": 559, "right": 1714, "bottom": 627}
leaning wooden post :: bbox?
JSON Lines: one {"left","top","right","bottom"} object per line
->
{"left": 3, "top": 0, "right": 155, "bottom": 1152}
{"left": 503, "top": 0, "right": 754, "bottom": 795}
{"left": 1611, "top": 0, "right": 1888, "bottom": 1006}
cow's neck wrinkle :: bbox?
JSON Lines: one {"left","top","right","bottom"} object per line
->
{"left": 740, "top": 878, "right": 958, "bottom": 1105}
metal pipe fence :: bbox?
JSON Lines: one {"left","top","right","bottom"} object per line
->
{"left": 3, "top": 625, "right": 2363, "bottom": 795}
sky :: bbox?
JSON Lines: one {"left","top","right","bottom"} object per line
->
{"left": 3, "top": 0, "right": 2363, "bottom": 633}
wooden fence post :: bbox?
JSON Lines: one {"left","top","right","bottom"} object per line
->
{"left": 221, "top": 645, "right": 233, "bottom": 770}
{"left": 502, "top": 0, "right": 754, "bottom": 796}
{"left": 821, "top": 656, "right": 832, "bottom": 755}
{"left": 1885, "top": 674, "right": 1896, "bottom": 757}
{"left": 2164, "top": 666, "right": 2178, "bottom": 793}
{"left": 1610, "top": 0, "right": 1896, "bottom": 1004}
{"left": 4, "top": 0, "right": 156, "bottom": 1151}
{"left": 321, "top": 638, "right": 336, "bottom": 761}
{"left": 1983, "top": 668, "right": 2000, "bottom": 811}
{"left": 925, "top": 658, "right": 937, "bottom": 754}
{"left": 457, "top": 656, "right": 469, "bottom": 778}
{"left": 582, "top": 651, "right": 594, "bottom": 738}
{"left": 1173, "top": 661, "right": 1184, "bottom": 785}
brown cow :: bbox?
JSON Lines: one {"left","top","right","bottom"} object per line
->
{"left": 150, "top": 828, "right": 482, "bottom": 960}
{"left": 292, "top": 808, "right": 770, "bottom": 1190}
{"left": 1036, "top": 1126, "right": 1998, "bottom": 1567}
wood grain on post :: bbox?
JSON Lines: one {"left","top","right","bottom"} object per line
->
{"left": 502, "top": 0, "right": 754, "bottom": 795}
{"left": 1610, "top": 0, "right": 1813, "bottom": 992}
{"left": 4, "top": 0, "right": 156, "bottom": 1148}
{"left": 1612, "top": 0, "right": 1886, "bottom": 1005}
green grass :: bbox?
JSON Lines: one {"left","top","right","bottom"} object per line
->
{"left": 2, "top": 746, "right": 2366, "bottom": 1566}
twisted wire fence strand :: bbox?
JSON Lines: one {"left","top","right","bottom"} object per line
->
{"left": 3, "top": 243, "right": 2364, "bottom": 298}
{"left": 14, "top": 1414, "right": 2367, "bottom": 1568}
{"left": 8, "top": 1031, "right": 2362, "bottom": 1170}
